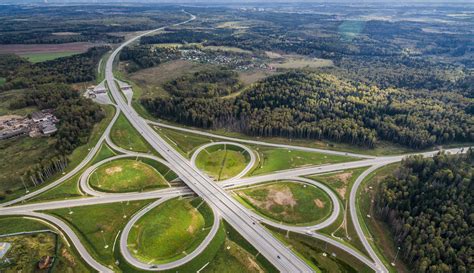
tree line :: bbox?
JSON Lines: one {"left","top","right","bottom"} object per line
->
{"left": 141, "top": 71, "right": 473, "bottom": 149}
{"left": 0, "top": 46, "right": 109, "bottom": 91}
{"left": 119, "top": 45, "right": 180, "bottom": 73}
{"left": 164, "top": 68, "right": 242, "bottom": 98}
{"left": 376, "top": 151, "right": 473, "bottom": 273}
{"left": 11, "top": 83, "right": 105, "bottom": 154}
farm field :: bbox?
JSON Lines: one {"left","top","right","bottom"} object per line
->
{"left": 235, "top": 182, "right": 332, "bottom": 225}
{"left": 89, "top": 158, "right": 169, "bottom": 193}
{"left": 0, "top": 42, "right": 96, "bottom": 62}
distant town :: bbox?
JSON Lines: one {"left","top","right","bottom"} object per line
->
{"left": 0, "top": 110, "right": 58, "bottom": 140}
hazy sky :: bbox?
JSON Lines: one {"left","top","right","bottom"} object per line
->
{"left": 4, "top": 0, "right": 473, "bottom": 3}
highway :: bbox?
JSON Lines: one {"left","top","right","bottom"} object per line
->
{"left": 0, "top": 8, "right": 471, "bottom": 273}
{"left": 148, "top": 120, "right": 374, "bottom": 159}
{"left": 104, "top": 11, "right": 315, "bottom": 273}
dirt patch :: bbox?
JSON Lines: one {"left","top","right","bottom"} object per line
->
{"left": 247, "top": 256, "right": 265, "bottom": 273}
{"left": 0, "top": 42, "right": 98, "bottom": 55}
{"left": 61, "top": 248, "right": 76, "bottom": 266}
{"left": 336, "top": 187, "right": 347, "bottom": 198}
{"left": 186, "top": 210, "right": 199, "bottom": 234}
{"left": 0, "top": 114, "right": 23, "bottom": 121}
{"left": 314, "top": 198, "right": 325, "bottom": 208}
{"left": 242, "top": 185, "right": 297, "bottom": 212}
{"left": 105, "top": 166, "right": 122, "bottom": 175}
{"left": 268, "top": 187, "right": 296, "bottom": 208}
{"left": 334, "top": 172, "right": 352, "bottom": 183}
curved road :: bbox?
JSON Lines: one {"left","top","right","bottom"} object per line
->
{"left": 190, "top": 141, "right": 257, "bottom": 182}
{"left": 120, "top": 197, "right": 221, "bottom": 270}
{"left": 104, "top": 10, "right": 315, "bottom": 273}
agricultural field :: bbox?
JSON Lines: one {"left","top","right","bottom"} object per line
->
{"left": 127, "top": 60, "right": 205, "bottom": 98}
{"left": 268, "top": 54, "right": 334, "bottom": 69}
{"left": 127, "top": 198, "right": 214, "bottom": 263}
{"left": 0, "top": 42, "right": 95, "bottom": 63}
{"left": 235, "top": 182, "right": 332, "bottom": 225}
{"left": 89, "top": 158, "right": 169, "bottom": 193}
{"left": 195, "top": 144, "right": 251, "bottom": 181}
{"left": 250, "top": 147, "right": 357, "bottom": 176}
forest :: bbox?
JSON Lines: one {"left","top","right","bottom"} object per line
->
{"left": 0, "top": 46, "right": 109, "bottom": 90}
{"left": 119, "top": 45, "right": 180, "bottom": 73}
{"left": 0, "top": 4, "right": 188, "bottom": 45}
{"left": 163, "top": 68, "right": 242, "bottom": 98}
{"left": 141, "top": 71, "right": 473, "bottom": 149}
{"left": 11, "top": 84, "right": 105, "bottom": 154}
{"left": 376, "top": 151, "right": 473, "bottom": 273}
{"left": 140, "top": 29, "right": 218, "bottom": 45}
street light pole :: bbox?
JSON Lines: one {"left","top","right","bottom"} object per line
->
{"left": 101, "top": 230, "right": 109, "bottom": 249}
{"left": 391, "top": 246, "right": 401, "bottom": 266}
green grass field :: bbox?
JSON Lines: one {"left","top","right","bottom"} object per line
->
{"left": 48, "top": 200, "right": 152, "bottom": 271}
{"left": 310, "top": 167, "right": 367, "bottom": 201}
{"left": 310, "top": 168, "right": 371, "bottom": 257}
{"left": 20, "top": 51, "right": 81, "bottom": 63}
{"left": 110, "top": 113, "right": 155, "bottom": 153}
{"left": 0, "top": 216, "right": 91, "bottom": 272}
{"left": 155, "top": 127, "right": 216, "bottom": 157}
{"left": 0, "top": 77, "right": 5, "bottom": 86}
{"left": 29, "top": 143, "right": 117, "bottom": 203}
{"left": 203, "top": 239, "right": 266, "bottom": 273}
{"left": 127, "top": 197, "right": 213, "bottom": 263}
{"left": 89, "top": 158, "right": 169, "bottom": 192}
{"left": 236, "top": 182, "right": 332, "bottom": 225}
{"left": 267, "top": 225, "right": 373, "bottom": 273}
{"left": 195, "top": 144, "right": 250, "bottom": 181}
{"left": 251, "top": 147, "right": 356, "bottom": 176}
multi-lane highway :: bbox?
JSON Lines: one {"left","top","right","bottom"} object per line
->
{"left": 0, "top": 9, "right": 471, "bottom": 273}
{"left": 104, "top": 11, "right": 315, "bottom": 273}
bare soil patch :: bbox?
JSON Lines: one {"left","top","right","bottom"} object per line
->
{"left": 268, "top": 187, "right": 296, "bottom": 208}
{"left": 105, "top": 166, "right": 122, "bottom": 175}
{"left": 314, "top": 198, "right": 325, "bottom": 208}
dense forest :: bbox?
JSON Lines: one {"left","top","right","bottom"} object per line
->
{"left": 142, "top": 72, "right": 473, "bottom": 149}
{"left": 0, "top": 4, "right": 188, "bottom": 45}
{"left": 0, "top": 46, "right": 109, "bottom": 90}
{"left": 11, "top": 84, "right": 105, "bottom": 153}
{"left": 164, "top": 68, "right": 242, "bottom": 98}
{"left": 119, "top": 45, "right": 180, "bottom": 73}
{"left": 377, "top": 151, "right": 473, "bottom": 273}
{"left": 140, "top": 29, "right": 217, "bottom": 45}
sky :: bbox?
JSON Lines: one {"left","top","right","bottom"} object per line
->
{"left": 3, "top": 0, "right": 473, "bottom": 3}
